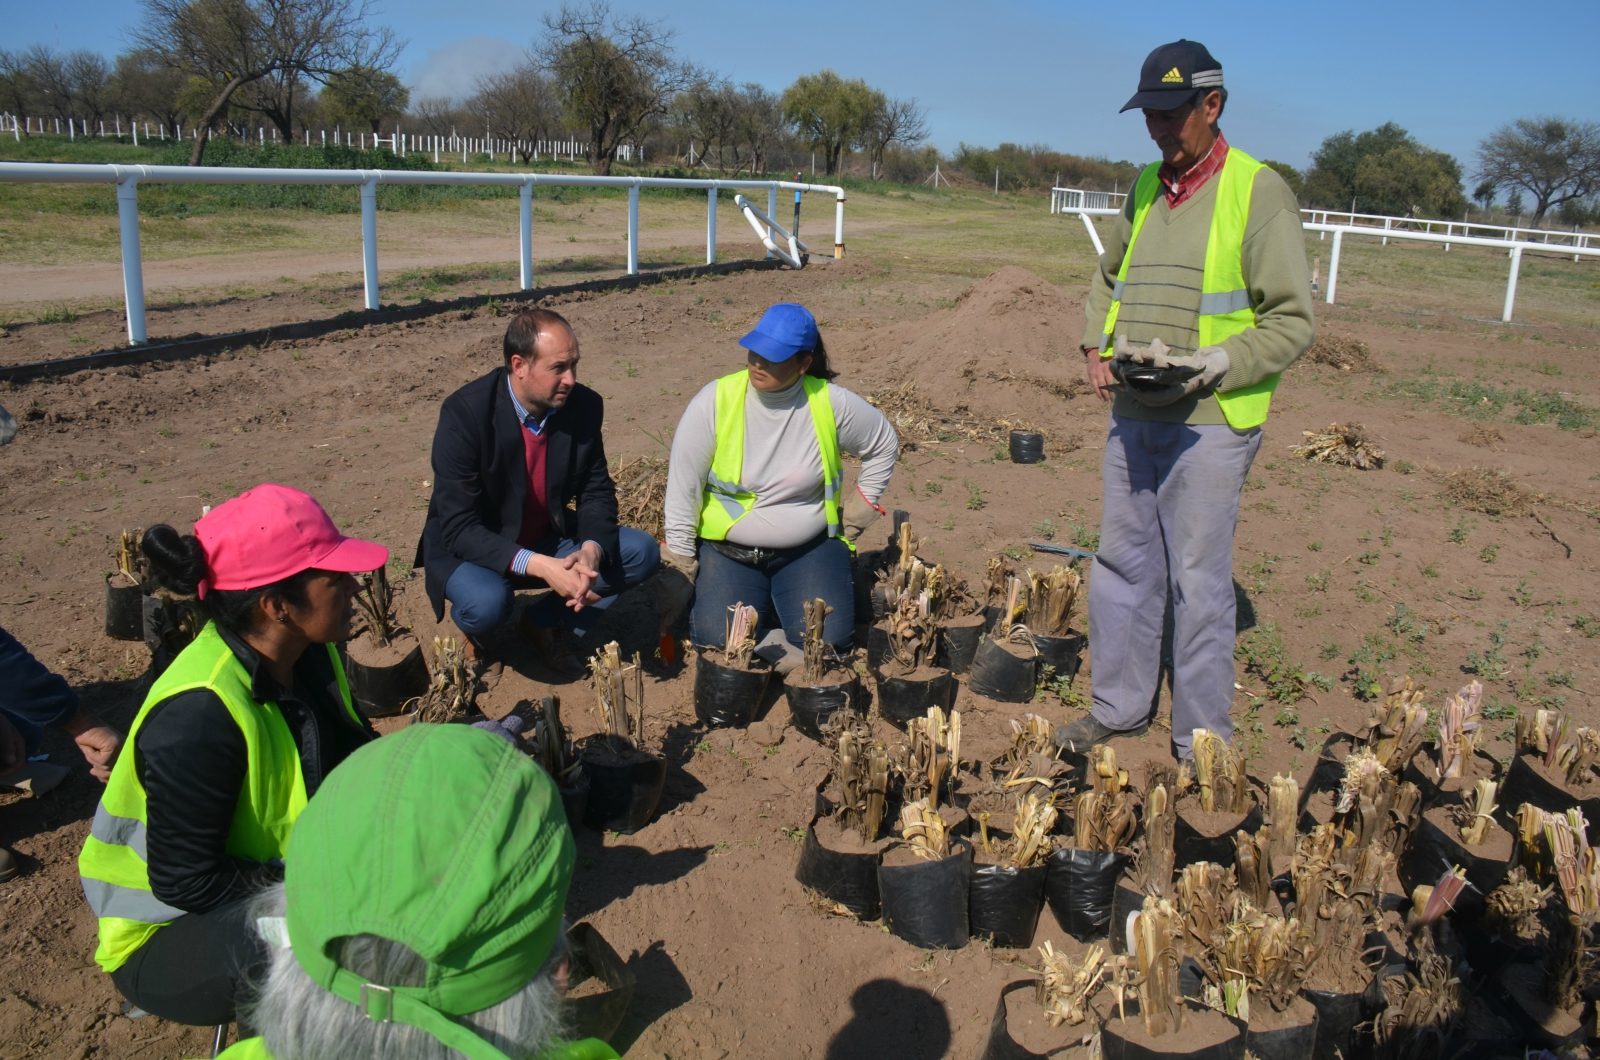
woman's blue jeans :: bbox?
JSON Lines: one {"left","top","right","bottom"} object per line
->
{"left": 690, "top": 535, "right": 855, "bottom": 650}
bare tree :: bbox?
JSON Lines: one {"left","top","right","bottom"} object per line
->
{"left": 239, "top": 66, "right": 314, "bottom": 138}
{"left": 863, "top": 96, "right": 929, "bottom": 180}
{"left": 732, "top": 82, "right": 783, "bottom": 176}
{"left": 539, "top": 2, "right": 691, "bottom": 175}
{"left": 472, "top": 62, "right": 559, "bottom": 163}
{"left": 675, "top": 77, "right": 740, "bottom": 172}
{"left": 1477, "top": 117, "right": 1600, "bottom": 223}
{"left": 0, "top": 50, "right": 39, "bottom": 118}
{"left": 410, "top": 95, "right": 462, "bottom": 137}
{"left": 134, "top": 0, "right": 402, "bottom": 165}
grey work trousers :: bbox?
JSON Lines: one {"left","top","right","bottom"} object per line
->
{"left": 1087, "top": 414, "right": 1261, "bottom": 757}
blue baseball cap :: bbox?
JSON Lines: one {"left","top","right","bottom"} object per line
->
{"left": 738, "top": 303, "right": 819, "bottom": 363}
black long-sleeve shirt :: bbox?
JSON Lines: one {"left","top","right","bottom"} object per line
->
{"left": 134, "top": 625, "right": 376, "bottom": 913}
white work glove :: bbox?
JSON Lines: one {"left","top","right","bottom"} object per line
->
{"left": 1111, "top": 336, "right": 1229, "bottom": 407}
{"left": 651, "top": 549, "right": 697, "bottom": 628}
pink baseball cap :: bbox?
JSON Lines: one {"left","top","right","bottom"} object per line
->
{"left": 193, "top": 483, "right": 389, "bottom": 598}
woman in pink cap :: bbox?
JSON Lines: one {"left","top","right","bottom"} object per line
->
{"left": 78, "top": 484, "right": 389, "bottom": 1029}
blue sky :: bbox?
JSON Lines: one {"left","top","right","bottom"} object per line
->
{"left": 14, "top": 0, "right": 1600, "bottom": 171}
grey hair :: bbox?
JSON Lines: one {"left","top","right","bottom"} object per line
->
{"left": 242, "top": 884, "right": 570, "bottom": 1060}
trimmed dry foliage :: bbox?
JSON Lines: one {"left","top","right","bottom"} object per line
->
{"left": 1458, "top": 425, "right": 1504, "bottom": 449}
{"left": 1293, "top": 423, "right": 1386, "bottom": 469}
{"left": 613, "top": 455, "right": 667, "bottom": 539}
{"left": 1304, "top": 335, "right": 1383, "bottom": 373}
{"left": 1439, "top": 465, "right": 1535, "bottom": 517}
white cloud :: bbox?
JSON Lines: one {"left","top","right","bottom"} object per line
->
{"left": 408, "top": 36, "right": 525, "bottom": 103}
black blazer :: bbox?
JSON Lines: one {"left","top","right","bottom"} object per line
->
{"left": 414, "top": 369, "right": 620, "bottom": 620}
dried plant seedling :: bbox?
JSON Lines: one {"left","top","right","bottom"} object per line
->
{"left": 723, "top": 603, "right": 759, "bottom": 668}
{"left": 114, "top": 528, "right": 148, "bottom": 586}
{"left": 1132, "top": 897, "right": 1186, "bottom": 1038}
{"left": 831, "top": 710, "right": 891, "bottom": 844}
{"left": 1483, "top": 867, "right": 1552, "bottom": 939}
{"left": 1003, "top": 714, "right": 1057, "bottom": 767}
{"left": 905, "top": 707, "right": 961, "bottom": 811}
{"left": 1553, "top": 727, "right": 1600, "bottom": 787}
{"left": 981, "top": 554, "right": 1011, "bottom": 609}
{"left": 1137, "top": 779, "right": 1176, "bottom": 898}
{"left": 1001, "top": 574, "right": 1026, "bottom": 630}
{"left": 1024, "top": 565, "right": 1080, "bottom": 637}
{"left": 1289, "top": 825, "right": 1390, "bottom": 977}
{"left": 412, "top": 636, "right": 473, "bottom": 724}
{"left": 1434, "top": 680, "right": 1483, "bottom": 780}
{"left": 1074, "top": 744, "right": 1137, "bottom": 852}
{"left": 1002, "top": 792, "right": 1058, "bottom": 869}
{"left": 1266, "top": 773, "right": 1299, "bottom": 861}
{"left": 1544, "top": 808, "right": 1600, "bottom": 916}
{"left": 1234, "top": 830, "right": 1273, "bottom": 911}
{"left": 590, "top": 641, "right": 646, "bottom": 748}
{"left": 1191, "top": 729, "right": 1250, "bottom": 814}
{"left": 885, "top": 584, "right": 940, "bottom": 672}
{"left": 800, "top": 597, "right": 835, "bottom": 683}
{"left": 532, "top": 695, "right": 580, "bottom": 784}
{"left": 1034, "top": 941, "right": 1107, "bottom": 1027}
{"left": 1365, "top": 677, "right": 1429, "bottom": 773}
{"left": 1292, "top": 422, "right": 1385, "bottom": 469}
{"left": 1517, "top": 803, "right": 1554, "bottom": 878}
{"left": 1371, "top": 927, "right": 1462, "bottom": 1060}
{"left": 1456, "top": 779, "right": 1499, "bottom": 846}
{"left": 611, "top": 454, "right": 668, "bottom": 538}
{"left": 353, "top": 565, "right": 405, "bottom": 648}
{"left": 898, "top": 798, "right": 951, "bottom": 861}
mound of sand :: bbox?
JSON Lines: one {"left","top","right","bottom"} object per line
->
{"left": 830, "top": 267, "right": 1095, "bottom": 446}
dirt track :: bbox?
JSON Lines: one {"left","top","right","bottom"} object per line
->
{"left": 1, "top": 257, "right": 1597, "bottom": 1057}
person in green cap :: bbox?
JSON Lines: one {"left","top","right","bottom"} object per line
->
{"left": 208, "top": 724, "right": 619, "bottom": 1060}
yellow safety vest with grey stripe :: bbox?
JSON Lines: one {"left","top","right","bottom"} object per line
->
{"left": 1101, "top": 147, "right": 1277, "bottom": 430}
{"left": 696, "top": 369, "right": 852, "bottom": 552}
{"left": 78, "top": 621, "right": 358, "bottom": 972}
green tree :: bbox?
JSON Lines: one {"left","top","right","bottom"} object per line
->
{"left": 320, "top": 65, "right": 407, "bottom": 134}
{"left": 781, "top": 70, "right": 876, "bottom": 175}
{"left": 113, "top": 48, "right": 190, "bottom": 131}
{"left": 1476, "top": 117, "right": 1600, "bottom": 223}
{"left": 1260, "top": 159, "right": 1304, "bottom": 198}
{"left": 1303, "top": 122, "right": 1463, "bottom": 217}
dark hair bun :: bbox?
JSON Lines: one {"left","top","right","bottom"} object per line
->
{"left": 142, "top": 524, "right": 207, "bottom": 596}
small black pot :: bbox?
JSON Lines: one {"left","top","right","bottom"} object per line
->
{"left": 1109, "top": 882, "right": 1146, "bottom": 954}
{"left": 1009, "top": 430, "right": 1045, "bottom": 464}
{"left": 785, "top": 673, "right": 863, "bottom": 742}
{"left": 1044, "top": 846, "right": 1128, "bottom": 941}
{"left": 1397, "top": 813, "right": 1513, "bottom": 921}
{"left": 104, "top": 576, "right": 144, "bottom": 641}
{"left": 1499, "top": 754, "right": 1600, "bottom": 842}
{"left": 878, "top": 841, "right": 972, "bottom": 949}
{"left": 1244, "top": 1002, "right": 1318, "bottom": 1060}
{"left": 1303, "top": 969, "right": 1387, "bottom": 1060}
{"left": 557, "top": 765, "right": 590, "bottom": 832}
{"left": 980, "top": 980, "right": 1072, "bottom": 1060}
{"left": 1402, "top": 744, "right": 1504, "bottom": 807}
{"left": 142, "top": 594, "right": 197, "bottom": 679}
{"left": 970, "top": 862, "right": 1047, "bottom": 948}
{"left": 968, "top": 636, "right": 1037, "bottom": 703}
{"left": 874, "top": 668, "right": 956, "bottom": 724}
{"left": 344, "top": 640, "right": 431, "bottom": 717}
{"left": 795, "top": 816, "right": 883, "bottom": 920}
{"left": 565, "top": 922, "right": 636, "bottom": 1044}
{"left": 866, "top": 624, "right": 892, "bottom": 670}
{"left": 580, "top": 745, "right": 666, "bottom": 835}
{"left": 937, "top": 616, "right": 987, "bottom": 675}
{"left": 693, "top": 652, "right": 771, "bottom": 728}
{"left": 1099, "top": 998, "right": 1246, "bottom": 1060}
{"left": 1031, "top": 632, "right": 1084, "bottom": 682}
{"left": 1174, "top": 798, "right": 1263, "bottom": 870}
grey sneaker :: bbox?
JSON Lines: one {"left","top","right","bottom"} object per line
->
{"left": 1053, "top": 713, "right": 1150, "bottom": 753}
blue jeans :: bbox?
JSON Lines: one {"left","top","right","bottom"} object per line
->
{"left": 0, "top": 624, "right": 79, "bottom": 756}
{"left": 444, "top": 529, "right": 660, "bottom": 639}
{"left": 690, "top": 535, "right": 855, "bottom": 650}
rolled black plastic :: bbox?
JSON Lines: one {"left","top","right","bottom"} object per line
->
{"left": 1100, "top": 998, "right": 1245, "bottom": 1060}
{"left": 581, "top": 749, "right": 666, "bottom": 834}
{"left": 1044, "top": 846, "right": 1128, "bottom": 940}
{"left": 693, "top": 652, "right": 771, "bottom": 728}
{"left": 1009, "top": 430, "right": 1045, "bottom": 464}
{"left": 878, "top": 841, "right": 972, "bottom": 949}
{"left": 1244, "top": 1006, "right": 1319, "bottom": 1060}
{"left": 874, "top": 669, "right": 956, "bottom": 724}
{"left": 104, "top": 577, "right": 144, "bottom": 641}
{"left": 968, "top": 637, "right": 1037, "bottom": 703}
{"left": 565, "top": 922, "right": 636, "bottom": 1044}
{"left": 1031, "top": 632, "right": 1084, "bottom": 682}
{"left": 785, "top": 674, "right": 863, "bottom": 742}
{"left": 969, "top": 862, "right": 1047, "bottom": 948}
{"left": 937, "top": 617, "right": 986, "bottom": 675}
{"left": 344, "top": 641, "right": 431, "bottom": 717}
{"left": 795, "top": 817, "right": 881, "bottom": 920}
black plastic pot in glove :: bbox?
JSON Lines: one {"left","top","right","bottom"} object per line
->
{"left": 580, "top": 742, "right": 666, "bottom": 835}
{"left": 1098, "top": 997, "right": 1246, "bottom": 1060}
{"left": 1009, "top": 430, "right": 1045, "bottom": 464}
{"left": 1044, "top": 846, "right": 1128, "bottom": 940}
{"left": 785, "top": 672, "right": 863, "bottom": 742}
{"left": 878, "top": 841, "right": 972, "bottom": 949}
{"left": 565, "top": 921, "right": 636, "bottom": 1044}
{"left": 937, "top": 615, "right": 986, "bottom": 674}
{"left": 1244, "top": 997, "right": 1319, "bottom": 1060}
{"left": 969, "top": 861, "right": 1047, "bottom": 948}
{"left": 1397, "top": 810, "right": 1514, "bottom": 922}
{"left": 874, "top": 668, "right": 956, "bottom": 724}
{"left": 968, "top": 636, "right": 1037, "bottom": 702}
{"left": 795, "top": 814, "right": 885, "bottom": 920}
{"left": 343, "top": 640, "right": 431, "bottom": 718}
{"left": 693, "top": 652, "right": 772, "bottom": 728}
{"left": 104, "top": 576, "right": 144, "bottom": 641}
{"left": 1031, "top": 632, "right": 1084, "bottom": 682}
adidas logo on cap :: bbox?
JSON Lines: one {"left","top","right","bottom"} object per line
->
{"left": 1161, "top": 67, "right": 1183, "bottom": 84}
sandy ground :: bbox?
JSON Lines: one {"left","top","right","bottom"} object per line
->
{"left": 1, "top": 256, "right": 1597, "bottom": 1058}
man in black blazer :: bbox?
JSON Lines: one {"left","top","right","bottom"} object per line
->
{"left": 414, "top": 308, "right": 659, "bottom": 677}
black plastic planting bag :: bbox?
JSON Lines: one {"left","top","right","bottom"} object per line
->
{"left": 104, "top": 577, "right": 143, "bottom": 641}
{"left": 565, "top": 921, "right": 636, "bottom": 1044}
{"left": 980, "top": 980, "right": 1047, "bottom": 1060}
{"left": 785, "top": 676, "right": 862, "bottom": 742}
{"left": 581, "top": 752, "right": 666, "bottom": 835}
{"left": 1303, "top": 963, "right": 1390, "bottom": 1060}
{"left": 968, "top": 637, "right": 1037, "bottom": 702}
{"left": 693, "top": 652, "right": 771, "bottom": 728}
{"left": 1173, "top": 800, "right": 1263, "bottom": 870}
{"left": 1009, "top": 430, "right": 1045, "bottom": 464}
{"left": 875, "top": 669, "right": 956, "bottom": 724}
{"left": 1109, "top": 883, "right": 1145, "bottom": 954}
{"left": 557, "top": 765, "right": 590, "bottom": 832}
{"left": 969, "top": 863, "right": 1047, "bottom": 948}
{"left": 1031, "top": 632, "right": 1084, "bottom": 682}
{"left": 1244, "top": 1008, "right": 1319, "bottom": 1060}
{"left": 345, "top": 641, "right": 430, "bottom": 717}
{"left": 795, "top": 817, "right": 881, "bottom": 919}
{"left": 879, "top": 842, "right": 972, "bottom": 949}
{"left": 1101, "top": 999, "right": 1246, "bottom": 1060}
{"left": 1044, "top": 846, "right": 1128, "bottom": 940}
{"left": 1397, "top": 813, "right": 1511, "bottom": 921}
{"left": 937, "top": 618, "right": 986, "bottom": 675}
{"left": 866, "top": 625, "right": 891, "bottom": 670}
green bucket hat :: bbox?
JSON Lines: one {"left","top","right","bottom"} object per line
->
{"left": 284, "top": 724, "right": 576, "bottom": 1060}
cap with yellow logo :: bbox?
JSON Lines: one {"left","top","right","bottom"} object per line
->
{"left": 1120, "top": 39, "right": 1224, "bottom": 113}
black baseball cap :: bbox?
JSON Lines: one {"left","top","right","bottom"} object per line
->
{"left": 1120, "top": 40, "right": 1225, "bottom": 113}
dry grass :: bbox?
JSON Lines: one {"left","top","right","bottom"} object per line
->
{"left": 1459, "top": 425, "right": 1504, "bottom": 449}
{"left": 1302, "top": 335, "right": 1384, "bottom": 373}
{"left": 1292, "top": 423, "right": 1386, "bottom": 470}
{"left": 613, "top": 455, "right": 668, "bottom": 539}
{"left": 1439, "top": 465, "right": 1536, "bottom": 517}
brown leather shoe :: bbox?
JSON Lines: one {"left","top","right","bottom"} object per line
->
{"left": 461, "top": 635, "right": 504, "bottom": 685}
{"left": 516, "top": 615, "right": 588, "bottom": 678}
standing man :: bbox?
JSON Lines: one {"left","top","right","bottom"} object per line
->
{"left": 1055, "top": 40, "right": 1313, "bottom": 759}
{"left": 416, "top": 308, "right": 660, "bottom": 679}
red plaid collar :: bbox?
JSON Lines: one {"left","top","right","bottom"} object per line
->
{"left": 1158, "top": 133, "right": 1229, "bottom": 208}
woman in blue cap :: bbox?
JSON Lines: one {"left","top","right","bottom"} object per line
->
{"left": 656, "top": 302, "right": 898, "bottom": 664}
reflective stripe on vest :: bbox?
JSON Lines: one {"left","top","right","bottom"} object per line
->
{"left": 695, "top": 370, "right": 853, "bottom": 552}
{"left": 1100, "top": 148, "right": 1277, "bottom": 430}
{"left": 78, "top": 622, "right": 358, "bottom": 972}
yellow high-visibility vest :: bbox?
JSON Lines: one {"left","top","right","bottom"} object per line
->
{"left": 78, "top": 622, "right": 358, "bottom": 972}
{"left": 695, "top": 369, "right": 852, "bottom": 551}
{"left": 1102, "top": 147, "right": 1278, "bottom": 430}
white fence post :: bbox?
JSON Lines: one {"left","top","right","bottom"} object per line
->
{"left": 1503, "top": 244, "right": 1523, "bottom": 323}
{"left": 1325, "top": 230, "right": 1344, "bottom": 305}
{"left": 706, "top": 186, "right": 717, "bottom": 265}
{"left": 519, "top": 181, "right": 534, "bottom": 290}
{"left": 116, "top": 177, "right": 147, "bottom": 345}
{"left": 360, "top": 177, "right": 379, "bottom": 310}
{"left": 626, "top": 183, "right": 639, "bottom": 276}
{"left": 834, "top": 190, "right": 845, "bottom": 259}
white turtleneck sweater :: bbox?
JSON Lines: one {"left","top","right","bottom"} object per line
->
{"left": 663, "top": 374, "right": 899, "bottom": 558}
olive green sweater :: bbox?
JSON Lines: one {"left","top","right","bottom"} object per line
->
{"left": 1081, "top": 158, "right": 1314, "bottom": 425}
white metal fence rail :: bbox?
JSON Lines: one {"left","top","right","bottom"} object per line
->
{"left": 0, "top": 162, "right": 846, "bottom": 345}
{"left": 1301, "top": 208, "right": 1595, "bottom": 258}
{"left": 1050, "top": 186, "right": 1127, "bottom": 214}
